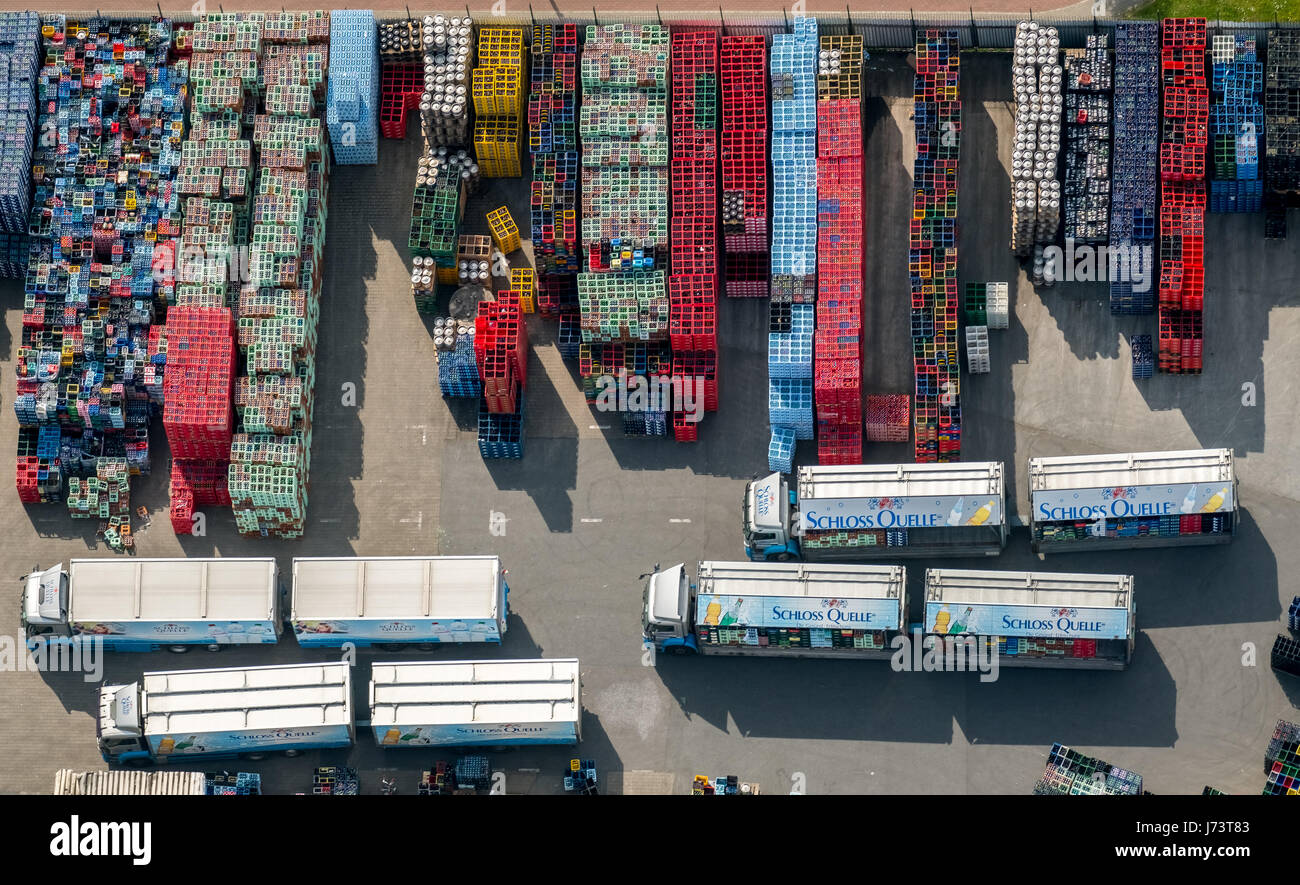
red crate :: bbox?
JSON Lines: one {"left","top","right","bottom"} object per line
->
{"left": 380, "top": 64, "right": 424, "bottom": 139}
{"left": 672, "top": 413, "right": 699, "bottom": 442}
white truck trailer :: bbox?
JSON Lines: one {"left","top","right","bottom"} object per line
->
{"left": 1028, "top": 448, "right": 1237, "bottom": 553}
{"left": 22, "top": 558, "right": 280, "bottom": 653}
{"left": 643, "top": 560, "right": 906, "bottom": 660}
{"left": 369, "top": 658, "right": 581, "bottom": 747}
{"left": 291, "top": 555, "right": 509, "bottom": 648}
{"left": 743, "top": 462, "right": 1008, "bottom": 560}
{"left": 98, "top": 662, "right": 354, "bottom": 766}
{"left": 924, "top": 568, "right": 1137, "bottom": 669}
{"left": 53, "top": 769, "right": 207, "bottom": 795}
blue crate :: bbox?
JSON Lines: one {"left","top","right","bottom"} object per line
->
{"left": 768, "top": 426, "right": 795, "bottom": 473}
{"left": 558, "top": 314, "right": 581, "bottom": 360}
{"left": 0, "top": 13, "right": 39, "bottom": 235}
{"left": 327, "top": 10, "right": 380, "bottom": 155}
{"left": 622, "top": 410, "right": 668, "bottom": 437}
{"left": 478, "top": 395, "right": 526, "bottom": 459}
{"left": 331, "top": 139, "right": 378, "bottom": 165}
{"left": 768, "top": 378, "right": 814, "bottom": 438}
{"left": 1130, "top": 334, "right": 1154, "bottom": 379}
{"left": 1289, "top": 596, "right": 1300, "bottom": 632}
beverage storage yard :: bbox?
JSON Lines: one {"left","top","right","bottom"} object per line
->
{"left": 1, "top": 11, "right": 1300, "bottom": 796}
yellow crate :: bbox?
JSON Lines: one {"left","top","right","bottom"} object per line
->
{"left": 436, "top": 263, "right": 460, "bottom": 285}
{"left": 473, "top": 116, "right": 522, "bottom": 178}
{"left": 472, "top": 67, "right": 524, "bottom": 117}
{"left": 476, "top": 27, "right": 525, "bottom": 68}
{"left": 486, "top": 206, "right": 521, "bottom": 254}
{"left": 507, "top": 268, "right": 536, "bottom": 313}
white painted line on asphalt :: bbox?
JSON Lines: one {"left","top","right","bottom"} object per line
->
{"left": 319, "top": 518, "right": 341, "bottom": 523}
{"left": 669, "top": 518, "right": 692, "bottom": 524}
{"left": 518, "top": 768, "right": 540, "bottom": 773}
{"left": 399, "top": 511, "right": 424, "bottom": 528}
{"left": 580, "top": 518, "right": 603, "bottom": 523}
{"left": 589, "top": 424, "right": 610, "bottom": 430}
{"left": 406, "top": 424, "right": 428, "bottom": 445}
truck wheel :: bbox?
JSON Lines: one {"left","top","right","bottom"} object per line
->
{"left": 383, "top": 643, "right": 409, "bottom": 652}
{"left": 124, "top": 757, "right": 153, "bottom": 769}
{"left": 773, "top": 552, "right": 792, "bottom": 562}
{"left": 167, "top": 645, "right": 192, "bottom": 654}
{"left": 244, "top": 753, "right": 267, "bottom": 761}
{"left": 283, "top": 749, "right": 302, "bottom": 758}
{"left": 206, "top": 644, "right": 222, "bottom": 653}
{"left": 417, "top": 643, "right": 439, "bottom": 652}
{"left": 668, "top": 645, "right": 695, "bottom": 656}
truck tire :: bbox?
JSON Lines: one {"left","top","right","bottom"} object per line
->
{"left": 206, "top": 644, "right": 222, "bottom": 653}
{"left": 124, "top": 757, "right": 153, "bottom": 769}
{"left": 417, "top": 643, "right": 440, "bottom": 652}
{"left": 283, "top": 749, "right": 302, "bottom": 758}
{"left": 668, "top": 645, "right": 695, "bottom": 656}
{"left": 244, "top": 752, "right": 267, "bottom": 761}
{"left": 383, "top": 643, "right": 409, "bottom": 652}
{"left": 773, "top": 552, "right": 792, "bottom": 562}
{"left": 167, "top": 645, "right": 192, "bottom": 654}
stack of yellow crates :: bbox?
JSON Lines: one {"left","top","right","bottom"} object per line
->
{"left": 472, "top": 27, "right": 525, "bottom": 177}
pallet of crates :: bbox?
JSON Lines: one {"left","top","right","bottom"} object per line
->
{"left": 473, "top": 26, "right": 525, "bottom": 177}
{"left": 1264, "top": 30, "right": 1300, "bottom": 237}
{"left": 721, "top": 35, "right": 768, "bottom": 297}
{"left": 475, "top": 301, "right": 529, "bottom": 458}
{"left": 1062, "top": 35, "right": 1112, "bottom": 245}
{"left": 0, "top": 12, "right": 38, "bottom": 278}
{"left": 327, "top": 10, "right": 378, "bottom": 162}
{"left": 1109, "top": 21, "right": 1159, "bottom": 315}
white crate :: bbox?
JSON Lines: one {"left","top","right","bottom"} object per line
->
{"left": 965, "top": 325, "right": 991, "bottom": 374}
{"left": 986, "top": 281, "right": 1009, "bottom": 329}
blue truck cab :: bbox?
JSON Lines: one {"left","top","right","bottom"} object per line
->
{"left": 742, "top": 472, "right": 802, "bottom": 561}
{"left": 642, "top": 564, "right": 700, "bottom": 655}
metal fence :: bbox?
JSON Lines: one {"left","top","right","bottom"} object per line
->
{"left": 41, "top": 10, "right": 1300, "bottom": 49}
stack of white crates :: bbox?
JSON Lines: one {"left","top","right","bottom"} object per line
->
{"left": 986, "top": 281, "right": 1009, "bottom": 329}
{"left": 965, "top": 326, "right": 991, "bottom": 374}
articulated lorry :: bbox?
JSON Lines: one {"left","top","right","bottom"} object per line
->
{"left": 22, "top": 558, "right": 281, "bottom": 653}
{"left": 291, "top": 555, "right": 509, "bottom": 648}
{"left": 743, "top": 462, "right": 1008, "bottom": 561}
{"left": 98, "top": 662, "right": 354, "bottom": 766}
{"left": 642, "top": 561, "right": 907, "bottom": 660}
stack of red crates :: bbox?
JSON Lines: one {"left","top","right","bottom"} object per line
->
{"left": 379, "top": 64, "right": 424, "bottom": 139}
{"left": 720, "top": 35, "right": 768, "bottom": 298}
{"left": 669, "top": 31, "right": 720, "bottom": 442}
{"left": 814, "top": 56, "right": 865, "bottom": 465}
{"left": 475, "top": 302, "right": 530, "bottom": 415}
{"left": 1158, "top": 18, "right": 1207, "bottom": 374}
{"left": 865, "top": 394, "right": 911, "bottom": 442}
{"left": 162, "top": 307, "right": 236, "bottom": 534}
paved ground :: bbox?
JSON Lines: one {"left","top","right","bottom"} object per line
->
{"left": 2, "top": 51, "right": 1298, "bottom": 795}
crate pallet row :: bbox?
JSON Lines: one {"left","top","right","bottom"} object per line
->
{"left": 692, "top": 774, "right": 760, "bottom": 795}
{"left": 1033, "top": 743, "right": 1144, "bottom": 796}
{"left": 218, "top": 12, "right": 332, "bottom": 538}
{"left": 1158, "top": 18, "right": 1208, "bottom": 376}
{"left": 326, "top": 11, "right": 379, "bottom": 163}
{"left": 310, "top": 766, "right": 358, "bottom": 795}
{"left": 766, "top": 17, "right": 818, "bottom": 466}
{"left": 417, "top": 756, "right": 493, "bottom": 794}
{"left": 1063, "top": 35, "right": 1112, "bottom": 245}
{"left": 668, "top": 30, "right": 719, "bottom": 443}
{"left": 474, "top": 300, "right": 530, "bottom": 458}
{"left": 911, "top": 30, "right": 962, "bottom": 462}
{"left": 814, "top": 33, "right": 864, "bottom": 466}
{"left": 768, "top": 301, "right": 811, "bottom": 467}
{"left": 420, "top": 14, "right": 474, "bottom": 148}
{"left": 1009, "top": 21, "right": 1062, "bottom": 278}
{"left": 1265, "top": 30, "right": 1300, "bottom": 238}
{"left": 530, "top": 23, "right": 579, "bottom": 288}
{"left": 1263, "top": 719, "right": 1300, "bottom": 796}
{"left": 721, "top": 35, "right": 768, "bottom": 297}
{"left": 16, "top": 17, "right": 186, "bottom": 546}
{"left": 1109, "top": 21, "right": 1160, "bottom": 315}
{"left": 0, "top": 12, "right": 39, "bottom": 278}
{"left": 1209, "top": 34, "right": 1263, "bottom": 214}
{"left": 205, "top": 771, "right": 261, "bottom": 795}
{"left": 473, "top": 26, "right": 525, "bottom": 177}
{"left": 579, "top": 24, "right": 671, "bottom": 439}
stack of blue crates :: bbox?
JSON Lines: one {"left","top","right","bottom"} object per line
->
{"left": 437, "top": 334, "right": 481, "bottom": 398}
{"left": 327, "top": 11, "right": 380, "bottom": 164}
{"left": 1210, "top": 34, "right": 1263, "bottom": 213}
{"left": 1130, "top": 333, "right": 1154, "bottom": 379}
{"left": 478, "top": 394, "right": 526, "bottom": 459}
{"left": 0, "top": 12, "right": 39, "bottom": 278}
{"left": 768, "top": 18, "right": 818, "bottom": 455}
{"left": 768, "top": 426, "right": 796, "bottom": 473}
{"left": 1108, "top": 22, "right": 1159, "bottom": 315}
{"left": 768, "top": 303, "right": 814, "bottom": 378}
{"left": 1289, "top": 595, "right": 1299, "bottom": 632}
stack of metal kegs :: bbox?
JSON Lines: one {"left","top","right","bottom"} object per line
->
{"left": 419, "top": 146, "right": 481, "bottom": 194}
{"left": 1009, "top": 21, "right": 1062, "bottom": 287}
{"left": 420, "top": 14, "right": 474, "bottom": 147}
{"left": 379, "top": 19, "right": 423, "bottom": 62}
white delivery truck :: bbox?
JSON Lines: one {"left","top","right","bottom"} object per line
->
{"left": 1028, "top": 448, "right": 1237, "bottom": 553}
{"left": 21, "top": 558, "right": 281, "bottom": 653}
{"left": 98, "top": 662, "right": 354, "bottom": 766}
{"left": 643, "top": 560, "right": 907, "bottom": 660}
{"left": 53, "top": 769, "right": 207, "bottom": 795}
{"left": 291, "top": 555, "right": 509, "bottom": 649}
{"left": 743, "top": 462, "right": 1008, "bottom": 561}
{"left": 924, "top": 568, "right": 1137, "bottom": 670}
{"left": 369, "top": 658, "right": 582, "bottom": 748}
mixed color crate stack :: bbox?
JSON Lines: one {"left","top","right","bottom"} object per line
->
{"left": 1063, "top": 35, "right": 1112, "bottom": 244}
{"left": 667, "top": 30, "right": 719, "bottom": 442}
{"left": 1109, "top": 21, "right": 1159, "bottom": 316}
{"left": 17, "top": 16, "right": 188, "bottom": 549}
{"left": 720, "top": 35, "right": 768, "bottom": 297}
{"left": 1209, "top": 33, "right": 1263, "bottom": 213}
{"left": 767, "top": 17, "right": 818, "bottom": 465}
{"left": 1033, "top": 743, "right": 1144, "bottom": 796}
{"left": 1158, "top": 18, "right": 1207, "bottom": 375}
{"left": 813, "top": 33, "right": 864, "bottom": 465}
{"left": 911, "top": 30, "right": 962, "bottom": 462}
{"left": 579, "top": 24, "right": 672, "bottom": 438}
{"left": 1263, "top": 719, "right": 1300, "bottom": 795}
